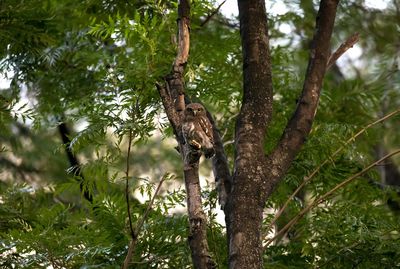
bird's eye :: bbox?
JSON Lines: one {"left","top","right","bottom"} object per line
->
{"left": 187, "top": 107, "right": 192, "bottom": 111}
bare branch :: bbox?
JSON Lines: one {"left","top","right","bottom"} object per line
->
{"left": 200, "top": 0, "right": 226, "bottom": 27}
{"left": 265, "top": 108, "right": 400, "bottom": 235}
{"left": 156, "top": 82, "right": 183, "bottom": 143}
{"left": 58, "top": 121, "right": 93, "bottom": 203}
{"left": 264, "top": 149, "right": 400, "bottom": 247}
{"left": 125, "top": 129, "right": 135, "bottom": 239}
{"left": 267, "top": 0, "right": 340, "bottom": 193}
{"left": 173, "top": 0, "right": 190, "bottom": 111}
{"left": 156, "top": 1, "right": 216, "bottom": 267}
{"left": 206, "top": 111, "right": 232, "bottom": 209}
{"left": 327, "top": 32, "right": 360, "bottom": 69}
{"left": 175, "top": 0, "right": 190, "bottom": 68}
{"left": 137, "top": 177, "right": 167, "bottom": 236}
{"left": 122, "top": 175, "right": 167, "bottom": 269}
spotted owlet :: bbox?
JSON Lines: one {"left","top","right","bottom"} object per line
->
{"left": 182, "top": 103, "right": 215, "bottom": 158}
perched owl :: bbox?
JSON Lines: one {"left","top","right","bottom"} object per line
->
{"left": 182, "top": 103, "right": 215, "bottom": 158}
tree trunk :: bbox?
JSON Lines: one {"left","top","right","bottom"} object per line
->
{"left": 226, "top": 0, "right": 273, "bottom": 267}
{"left": 160, "top": 0, "right": 340, "bottom": 268}
{"left": 226, "top": 0, "right": 340, "bottom": 268}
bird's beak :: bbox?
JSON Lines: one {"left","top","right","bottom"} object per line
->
{"left": 193, "top": 111, "right": 197, "bottom": 116}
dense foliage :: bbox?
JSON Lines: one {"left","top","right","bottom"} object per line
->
{"left": 1, "top": 0, "right": 399, "bottom": 268}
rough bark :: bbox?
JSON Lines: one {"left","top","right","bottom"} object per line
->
{"left": 267, "top": 0, "right": 340, "bottom": 197}
{"left": 226, "top": 0, "right": 273, "bottom": 268}
{"left": 226, "top": 0, "right": 340, "bottom": 268}
{"left": 206, "top": 111, "right": 231, "bottom": 209}
{"left": 157, "top": 0, "right": 216, "bottom": 268}
{"left": 268, "top": 31, "right": 360, "bottom": 242}
{"left": 184, "top": 164, "right": 216, "bottom": 269}
{"left": 160, "top": 0, "right": 341, "bottom": 268}
{"left": 173, "top": 0, "right": 190, "bottom": 112}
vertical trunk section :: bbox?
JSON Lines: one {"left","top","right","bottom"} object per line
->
{"left": 227, "top": 0, "right": 273, "bottom": 268}
{"left": 227, "top": 0, "right": 340, "bottom": 268}
{"left": 184, "top": 163, "right": 216, "bottom": 268}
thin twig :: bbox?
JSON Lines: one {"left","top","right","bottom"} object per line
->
{"left": 264, "top": 149, "right": 400, "bottom": 247}
{"left": 134, "top": 175, "right": 167, "bottom": 235}
{"left": 122, "top": 175, "right": 167, "bottom": 269}
{"left": 327, "top": 32, "right": 360, "bottom": 69}
{"left": 125, "top": 129, "right": 135, "bottom": 238}
{"left": 200, "top": 0, "right": 226, "bottom": 27}
{"left": 265, "top": 108, "right": 400, "bottom": 235}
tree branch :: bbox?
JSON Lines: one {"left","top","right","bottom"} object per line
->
{"left": 172, "top": 0, "right": 190, "bottom": 112}
{"left": 207, "top": 111, "right": 231, "bottom": 209}
{"left": 122, "top": 175, "right": 167, "bottom": 269}
{"left": 267, "top": 0, "right": 340, "bottom": 192}
{"left": 265, "top": 108, "right": 400, "bottom": 235}
{"left": 125, "top": 128, "right": 135, "bottom": 239}
{"left": 156, "top": 0, "right": 216, "bottom": 267}
{"left": 200, "top": 0, "right": 226, "bottom": 27}
{"left": 58, "top": 121, "right": 93, "bottom": 203}
{"left": 233, "top": 0, "right": 273, "bottom": 191}
{"left": 184, "top": 163, "right": 216, "bottom": 269}
{"left": 156, "top": 82, "right": 182, "bottom": 142}
{"left": 327, "top": 32, "right": 360, "bottom": 69}
{"left": 264, "top": 149, "right": 400, "bottom": 247}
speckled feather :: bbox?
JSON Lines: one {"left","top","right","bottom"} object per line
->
{"left": 182, "top": 103, "right": 215, "bottom": 158}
